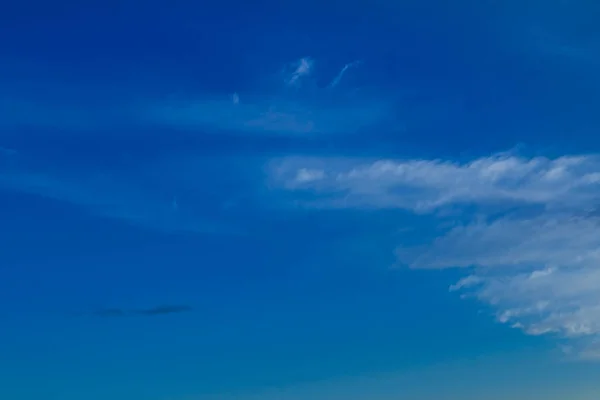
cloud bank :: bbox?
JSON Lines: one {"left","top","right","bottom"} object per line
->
{"left": 270, "top": 151, "right": 600, "bottom": 359}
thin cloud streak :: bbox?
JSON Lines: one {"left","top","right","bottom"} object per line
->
{"left": 285, "top": 57, "right": 314, "bottom": 87}
{"left": 0, "top": 156, "right": 241, "bottom": 235}
{"left": 328, "top": 60, "right": 362, "bottom": 88}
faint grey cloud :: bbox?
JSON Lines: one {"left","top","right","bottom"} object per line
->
{"left": 93, "top": 305, "right": 193, "bottom": 317}
{"left": 530, "top": 26, "right": 600, "bottom": 66}
{"left": 0, "top": 95, "right": 126, "bottom": 132}
{"left": 93, "top": 308, "right": 126, "bottom": 317}
{"left": 244, "top": 106, "right": 315, "bottom": 134}
{"left": 134, "top": 305, "right": 193, "bottom": 316}
{"left": 0, "top": 158, "right": 240, "bottom": 235}
{"left": 147, "top": 95, "right": 389, "bottom": 136}
{"left": 0, "top": 146, "right": 17, "bottom": 157}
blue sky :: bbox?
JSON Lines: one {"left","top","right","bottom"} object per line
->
{"left": 1, "top": 0, "right": 600, "bottom": 399}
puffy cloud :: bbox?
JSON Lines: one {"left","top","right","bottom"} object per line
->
{"left": 401, "top": 214, "right": 600, "bottom": 357}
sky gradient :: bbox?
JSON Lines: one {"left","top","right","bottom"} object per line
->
{"left": 1, "top": 0, "right": 600, "bottom": 399}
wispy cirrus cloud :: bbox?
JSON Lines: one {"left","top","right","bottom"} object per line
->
{"left": 328, "top": 60, "right": 362, "bottom": 88}
{"left": 0, "top": 56, "right": 393, "bottom": 137}
{"left": 285, "top": 57, "right": 314, "bottom": 87}
{"left": 141, "top": 56, "right": 392, "bottom": 136}
{"left": 0, "top": 155, "right": 242, "bottom": 235}
{"left": 269, "top": 151, "right": 600, "bottom": 359}
{"left": 145, "top": 93, "right": 390, "bottom": 136}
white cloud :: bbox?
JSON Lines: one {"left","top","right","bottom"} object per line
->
{"left": 399, "top": 215, "right": 600, "bottom": 270}
{"left": 400, "top": 215, "right": 600, "bottom": 341}
{"left": 446, "top": 250, "right": 600, "bottom": 359}
{"left": 270, "top": 152, "right": 600, "bottom": 211}
{"left": 295, "top": 168, "right": 326, "bottom": 183}
{"left": 271, "top": 151, "right": 600, "bottom": 359}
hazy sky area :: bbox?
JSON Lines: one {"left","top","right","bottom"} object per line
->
{"left": 1, "top": 0, "right": 600, "bottom": 399}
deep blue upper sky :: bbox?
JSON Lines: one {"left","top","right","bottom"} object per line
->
{"left": 1, "top": 1, "right": 600, "bottom": 399}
